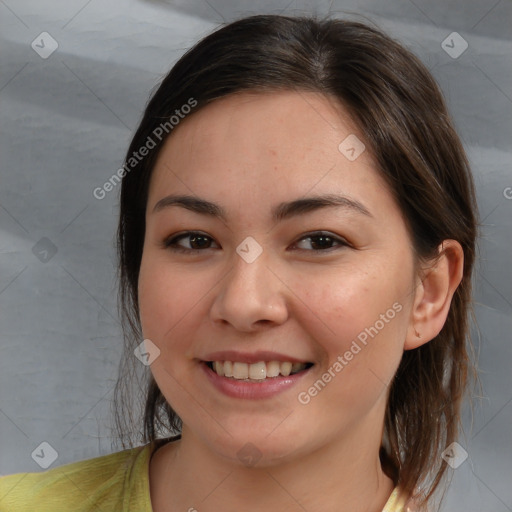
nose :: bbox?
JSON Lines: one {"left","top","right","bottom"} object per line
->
{"left": 209, "top": 250, "right": 289, "bottom": 332}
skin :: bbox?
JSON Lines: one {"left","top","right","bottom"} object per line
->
{"left": 138, "top": 91, "right": 464, "bottom": 511}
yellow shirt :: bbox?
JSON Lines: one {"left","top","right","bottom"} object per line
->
{"left": 0, "top": 441, "right": 408, "bottom": 511}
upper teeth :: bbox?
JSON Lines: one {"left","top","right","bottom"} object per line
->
{"left": 212, "top": 361, "right": 307, "bottom": 380}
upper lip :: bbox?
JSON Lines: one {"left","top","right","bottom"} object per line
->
{"left": 200, "top": 350, "right": 312, "bottom": 364}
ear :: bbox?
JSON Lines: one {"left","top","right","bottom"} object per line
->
{"left": 404, "top": 240, "right": 464, "bottom": 350}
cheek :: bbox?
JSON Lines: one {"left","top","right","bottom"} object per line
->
{"left": 293, "top": 266, "right": 408, "bottom": 400}
{"left": 138, "top": 252, "right": 208, "bottom": 350}
{"left": 299, "top": 265, "right": 405, "bottom": 344}
{"left": 137, "top": 255, "right": 211, "bottom": 411}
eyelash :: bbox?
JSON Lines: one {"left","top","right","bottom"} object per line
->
{"left": 162, "top": 231, "right": 350, "bottom": 254}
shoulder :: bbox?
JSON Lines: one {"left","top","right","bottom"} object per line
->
{"left": 382, "top": 486, "right": 428, "bottom": 512}
{"left": 382, "top": 486, "right": 412, "bottom": 512}
{"left": 0, "top": 444, "right": 153, "bottom": 512}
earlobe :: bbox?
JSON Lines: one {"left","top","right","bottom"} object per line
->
{"left": 404, "top": 240, "right": 464, "bottom": 350}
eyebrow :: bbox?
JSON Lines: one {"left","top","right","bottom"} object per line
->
{"left": 152, "top": 193, "right": 372, "bottom": 221}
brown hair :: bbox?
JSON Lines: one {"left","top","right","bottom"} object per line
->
{"left": 113, "top": 14, "right": 478, "bottom": 509}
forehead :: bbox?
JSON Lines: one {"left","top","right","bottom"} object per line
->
{"left": 147, "top": 91, "right": 398, "bottom": 224}
{"left": 157, "top": 91, "right": 361, "bottom": 163}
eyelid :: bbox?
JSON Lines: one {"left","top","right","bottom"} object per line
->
{"left": 162, "top": 231, "right": 220, "bottom": 252}
{"left": 291, "top": 231, "right": 350, "bottom": 250}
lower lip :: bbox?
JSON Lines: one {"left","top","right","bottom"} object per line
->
{"left": 201, "top": 362, "right": 312, "bottom": 400}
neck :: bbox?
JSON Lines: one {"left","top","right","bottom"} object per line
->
{"left": 149, "top": 417, "right": 396, "bottom": 512}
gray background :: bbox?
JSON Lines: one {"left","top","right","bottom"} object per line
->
{"left": 0, "top": 0, "right": 511, "bottom": 510}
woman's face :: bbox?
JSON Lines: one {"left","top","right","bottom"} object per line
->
{"left": 138, "top": 91, "right": 417, "bottom": 464}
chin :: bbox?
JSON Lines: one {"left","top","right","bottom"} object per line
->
{"left": 197, "top": 426, "right": 311, "bottom": 469}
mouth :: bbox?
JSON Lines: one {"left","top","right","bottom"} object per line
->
{"left": 204, "top": 360, "right": 314, "bottom": 382}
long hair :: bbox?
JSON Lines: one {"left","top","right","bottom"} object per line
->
{"left": 113, "top": 15, "right": 478, "bottom": 508}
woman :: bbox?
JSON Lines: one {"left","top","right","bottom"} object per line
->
{"left": 0, "top": 14, "right": 478, "bottom": 512}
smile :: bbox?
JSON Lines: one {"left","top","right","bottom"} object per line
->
{"left": 201, "top": 359, "right": 314, "bottom": 399}
{"left": 206, "top": 360, "right": 314, "bottom": 381}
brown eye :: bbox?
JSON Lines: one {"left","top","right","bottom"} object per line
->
{"left": 294, "top": 232, "right": 348, "bottom": 251}
{"left": 188, "top": 234, "right": 213, "bottom": 249}
{"left": 163, "top": 232, "right": 219, "bottom": 252}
